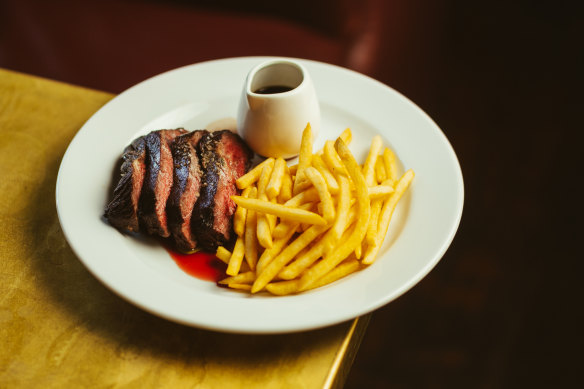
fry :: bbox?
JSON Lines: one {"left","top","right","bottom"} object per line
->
{"left": 362, "top": 135, "right": 383, "bottom": 186}
{"left": 279, "top": 244, "right": 323, "bottom": 279}
{"left": 292, "top": 178, "right": 313, "bottom": 196}
{"left": 298, "top": 139, "right": 370, "bottom": 291}
{"left": 322, "top": 140, "right": 348, "bottom": 176}
{"left": 280, "top": 201, "right": 357, "bottom": 280}
{"left": 268, "top": 259, "right": 359, "bottom": 295}
{"left": 215, "top": 246, "right": 232, "bottom": 264}
{"left": 311, "top": 154, "right": 339, "bottom": 194}
{"left": 244, "top": 202, "right": 259, "bottom": 270}
{"left": 355, "top": 135, "right": 390, "bottom": 259}
{"left": 278, "top": 228, "right": 331, "bottom": 280}
{"left": 311, "top": 259, "right": 360, "bottom": 289}
{"left": 218, "top": 271, "right": 256, "bottom": 285}
{"left": 256, "top": 159, "right": 275, "bottom": 249}
{"left": 226, "top": 235, "right": 245, "bottom": 276}
{"left": 383, "top": 147, "right": 398, "bottom": 182}
{"left": 266, "top": 157, "right": 286, "bottom": 199}
{"left": 252, "top": 224, "right": 329, "bottom": 293}
{"left": 232, "top": 196, "right": 327, "bottom": 225}
{"left": 293, "top": 123, "right": 313, "bottom": 192}
{"left": 362, "top": 169, "right": 414, "bottom": 265}
{"left": 284, "top": 187, "right": 319, "bottom": 207}
{"left": 338, "top": 128, "right": 352, "bottom": 145}
{"left": 272, "top": 202, "right": 314, "bottom": 238}
{"left": 254, "top": 159, "right": 276, "bottom": 248}
{"left": 226, "top": 283, "right": 252, "bottom": 292}
{"left": 277, "top": 165, "right": 293, "bottom": 203}
{"left": 354, "top": 241, "right": 362, "bottom": 260}
{"left": 375, "top": 158, "right": 387, "bottom": 183}
{"left": 257, "top": 159, "right": 275, "bottom": 196}
{"left": 266, "top": 280, "right": 300, "bottom": 295}
{"left": 329, "top": 173, "right": 351, "bottom": 245}
{"left": 267, "top": 197, "right": 278, "bottom": 230}
{"left": 233, "top": 186, "right": 252, "bottom": 236}
{"left": 315, "top": 128, "right": 351, "bottom": 156}
{"left": 256, "top": 226, "right": 297, "bottom": 274}
{"left": 366, "top": 199, "right": 383, "bottom": 245}
{"left": 368, "top": 184, "right": 395, "bottom": 199}
{"left": 304, "top": 167, "right": 335, "bottom": 223}
{"left": 256, "top": 213, "right": 272, "bottom": 249}
{"left": 236, "top": 157, "right": 274, "bottom": 189}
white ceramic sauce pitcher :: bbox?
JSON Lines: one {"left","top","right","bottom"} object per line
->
{"left": 237, "top": 59, "right": 320, "bottom": 159}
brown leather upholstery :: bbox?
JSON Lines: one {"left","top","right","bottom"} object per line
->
{"left": 0, "top": 0, "right": 392, "bottom": 93}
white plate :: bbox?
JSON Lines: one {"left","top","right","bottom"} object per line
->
{"left": 56, "top": 57, "right": 463, "bottom": 334}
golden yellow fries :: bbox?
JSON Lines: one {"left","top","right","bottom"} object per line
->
{"left": 368, "top": 184, "right": 394, "bottom": 199}
{"left": 232, "top": 196, "right": 327, "bottom": 225}
{"left": 383, "top": 147, "right": 398, "bottom": 182}
{"left": 218, "top": 271, "right": 256, "bottom": 285}
{"left": 304, "top": 167, "right": 335, "bottom": 223}
{"left": 233, "top": 186, "right": 252, "bottom": 237}
{"left": 311, "top": 154, "right": 339, "bottom": 194}
{"left": 218, "top": 124, "right": 413, "bottom": 295}
{"left": 363, "top": 135, "right": 383, "bottom": 186}
{"left": 293, "top": 123, "right": 313, "bottom": 194}
{"left": 252, "top": 224, "right": 329, "bottom": 293}
{"left": 236, "top": 157, "right": 274, "bottom": 190}
{"left": 226, "top": 236, "right": 245, "bottom": 276}
{"left": 266, "top": 157, "right": 286, "bottom": 199}
{"left": 297, "top": 138, "right": 371, "bottom": 291}
{"left": 278, "top": 166, "right": 293, "bottom": 203}
{"left": 362, "top": 169, "right": 415, "bottom": 265}
{"left": 215, "top": 246, "right": 232, "bottom": 264}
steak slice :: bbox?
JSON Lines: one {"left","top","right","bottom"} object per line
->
{"left": 104, "top": 135, "right": 147, "bottom": 232}
{"left": 166, "top": 130, "right": 208, "bottom": 252}
{"left": 139, "top": 128, "right": 187, "bottom": 237}
{"left": 193, "top": 130, "right": 253, "bottom": 251}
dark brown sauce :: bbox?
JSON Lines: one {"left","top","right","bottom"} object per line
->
{"left": 254, "top": 85, "right": 293, "bottom": 94}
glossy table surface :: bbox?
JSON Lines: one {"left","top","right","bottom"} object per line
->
{"left": 0, "top": 68, "right": 369, "bottom": 388}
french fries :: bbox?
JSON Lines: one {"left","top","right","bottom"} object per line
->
{"left": 362, "top": 169, "right": 414, "bottom": 265}
{"left": 232, "top": 197, "right": 327, "bottom": 225}
{"left": 363, "top": 135, "right": 383, "bottom": 186}
{"left": 218, "top": 124, "right": 414, "bottom": 295}
{"left": 244, "top": 187, "right": 259, "bottom": 270}
{"left": 266, "top": 157, "right": 286, "bottom": 199}
{"left": 293, "top": 123, "right": 313, "bottom": 194}
{"left": 226, "top": 236, "right": 245, "bottom": 276}
{"left": 297, "top": 138, "right": 370, "bottom": 291}
{"left": 236, "top": 157, "right": 274, "bottom": 190}
{"left": 215, "top": 246, "right": 232, "bottom": 264}
{"left": 233, "top": 186, "right": 252, "bottom": 236}
{"left": 304, "top": 167, "right": 335, "bottom": 223}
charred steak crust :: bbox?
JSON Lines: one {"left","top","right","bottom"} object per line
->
{"left": 105, "top": 128, "right": 252, "bottom": 253}
{"left": 192, "top": 130, "right": 253, "bottom": 251}
{"left": 104, "top": 135, "right": 147, "bottom": 232}
{"left": 138, "top": 128, "right": 187, "bottom": 237}
{"left": 167, "top": 130, "right": 208, "bottom": 252}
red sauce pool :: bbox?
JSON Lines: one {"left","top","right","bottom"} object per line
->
{"left": 164, "top": 247, "right": 226, "bottom": 282}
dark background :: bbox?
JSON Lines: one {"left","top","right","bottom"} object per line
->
{"left": 1, "top": 0, "right": 581, "bottom": 387}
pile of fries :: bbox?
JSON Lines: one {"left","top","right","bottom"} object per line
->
{"left": 216, "top": 124, "right": 414, "bottom": 295}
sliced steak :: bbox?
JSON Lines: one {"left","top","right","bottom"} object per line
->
{"left": 139, "top": 128, "right": 187, "bottom": 237}
{"left": 193, "top": 130, "right": 253, "bottom": 251}
{"left": 104, "top": 135, "right": 147, "bottom": 232}
{"left": 166, "top": 130, "right": 208, "bottom": 252}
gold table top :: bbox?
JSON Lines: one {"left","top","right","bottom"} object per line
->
{"left": 0, "top": 68, "right": 369, "bottom": 388}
